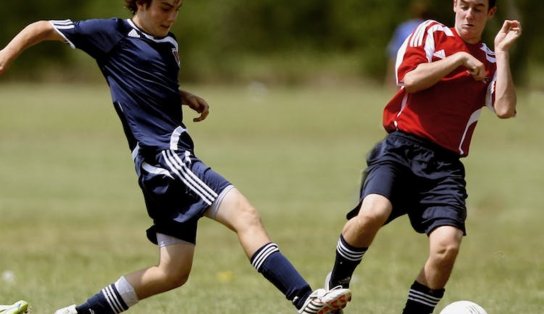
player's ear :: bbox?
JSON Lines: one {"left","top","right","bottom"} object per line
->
{"left": 452, "top": 0, "right": 457, "bottom": 13}
{"left": 487, "top": 6, "right": 497, "bottom": 18}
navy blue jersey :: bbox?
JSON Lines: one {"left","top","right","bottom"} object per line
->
{"left": 50, "top": 18, "right": 192, "bottom": 153}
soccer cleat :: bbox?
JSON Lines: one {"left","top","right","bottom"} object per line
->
{"left": 298, "top": 286, "right": 351, "bottom": 314}
{"left": 0, "top": 300, "right": 29, "bottom": 314}
{"left": 54, "top": 305, "right": 77, "bottom": 314}
{"left": 324, "top": 272, "right": 349, "bottom": 314}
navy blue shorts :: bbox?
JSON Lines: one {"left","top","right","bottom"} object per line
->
{"left": 347, "top": 132, "right": 468, "bottom": 235}
{"left": 133, "top": 147, "right": 232, "bottom": 244}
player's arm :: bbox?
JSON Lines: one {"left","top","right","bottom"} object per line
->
{"left": 492, "top": 20, "right": 522, "bottom": 119}
{"left": 402, "top": 51, "right": 486, "bottom": 93}
{"left": 0, "top": 21, "right": 64, "bottom": 75}
{"left": 180, "top": 89, "right": 210, "bottom": 122}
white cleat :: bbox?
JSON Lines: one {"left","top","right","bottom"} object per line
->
{"left": 324, "top": 272, "right": 348, "bottom": 314}
{"left": 54, "top": 305, "right": 77, "bottom": 314}
{"left": 0, "top": 300, "right": 29, "bottom": 314}
{"left": 298, "top": 286, "right": 351, "bottom": 314}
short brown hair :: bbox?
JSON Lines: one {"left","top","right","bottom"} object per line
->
{"left": 125, "top": 0, "right": 153, "bottom": 14}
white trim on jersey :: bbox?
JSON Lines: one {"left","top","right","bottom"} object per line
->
{"left": 485, "top": 71, "right": 498, "bottom": 111}
{"left": 458, "top": 108, "right": 482, "bottom": 155}
{"left": 480, "top": 43, "right": 496, "bottom": 63}
{"left": 125, "top": 19, "right": 179, "bottom": 50}
{"left": 395, "top": 92, "right": 410, "bottom": 129}
{"left": 169, "top": 126, "right": 187, "bottom": 151}
{"left": 162, "top": 150, "right": 218, "bottom": 205}
{"left": 49, "top": 20, "right": 76, "bottom": 49}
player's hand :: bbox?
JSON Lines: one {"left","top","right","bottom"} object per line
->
{"left": 494, "top": 20, "right": 522, "bottom": 52}
{"left": 461, "top": 52, "right": 487, "bottom": 81}
{"left": 180, "top": 89, "right": 210, "bottom": 122}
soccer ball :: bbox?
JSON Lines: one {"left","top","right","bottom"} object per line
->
{"left": 440, "top": 300, "right": 488, "bottom": 314}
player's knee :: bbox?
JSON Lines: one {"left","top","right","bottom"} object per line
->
{"left": 356, "top": 194, "right": 392, "bottom": 226}
{"left": 432, "top": 241, "right": 460, "bottom": 265}
{"left": 354, "top": 206, "right": 389, "bottom": 231}
{"left": 160, "top": 267, "right": 190, "bottom": 290}
{"left": 236, "top": 204, "right": 264, "bottom": 231}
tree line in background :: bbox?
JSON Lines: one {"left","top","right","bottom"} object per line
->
{"left": 0, "top": 0, "right": 541, "bottom": 85}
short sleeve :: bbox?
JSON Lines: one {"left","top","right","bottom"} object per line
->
{"left": 394, "top": 20, "right": 453, "bottom": 85}
{"left": 50, "top": 18, "right": 124, "bottom": 59}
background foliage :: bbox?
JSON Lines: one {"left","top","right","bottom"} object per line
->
{"left": 0, "top": 0, "right": 542, "bottom": 85}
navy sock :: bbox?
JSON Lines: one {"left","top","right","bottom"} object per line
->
{"left": 402, "top": 281, "right": 444, "bottom": 314}
{"left": 76, "top": 284, "right": 129, "bottom": 314}
{"left": 329, "top": 234, "right": 366, "bottom": 288}
{"left": 250, "top": 242, "right": 312, "bottom": 309}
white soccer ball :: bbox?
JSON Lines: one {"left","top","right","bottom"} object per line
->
{"left": 440, "top": 300, "right": 488, "bottom": 314}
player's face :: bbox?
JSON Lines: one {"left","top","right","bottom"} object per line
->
{"left": 453, "top": 0, "right": 496, "bottom": 44}
{"left": 134, "top": 0, "right": 183, "bottom": 37}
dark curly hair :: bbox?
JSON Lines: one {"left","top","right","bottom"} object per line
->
{"left": 124, "top": 0, "right": 153, "bottom": 14}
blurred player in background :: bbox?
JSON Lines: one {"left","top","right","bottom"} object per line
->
{"left": 324, "top": 0, "right": 521, "bottom": 313}
{"left": 0, "top": 0, "right": 351, "bottom": 313}
{"left": 385, "top": 0, "right": 431, "bottom": 88}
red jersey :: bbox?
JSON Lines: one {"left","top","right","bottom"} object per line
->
{"left": 383, "top": 20, "right": 497, "bottom": 156}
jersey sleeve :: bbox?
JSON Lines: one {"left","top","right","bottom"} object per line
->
{"left": 50, "top": 18, "right": 124, "bottom": 59}
{"left": 394, "top": 20, "right": 446, "bottom": 85}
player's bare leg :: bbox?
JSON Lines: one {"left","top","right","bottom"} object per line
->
{"left": 207, "top": 187, "right": 351, "bottom": 313}
{"left": 205, "top": 187, "right": 270, "bottom": 256}
{"left": 124, "top": 241, "right": 195, "bottom": 299}
{"left": 55, "top": 240, "right": 195, "bottom": 314}
{"left": 326, "top": 194, "right": 392, "bottom": 290}
{"left": 402, "top": 225, "right": 463, "bottom": 313}
{"left": 417, "top": 225, "right": 463, "bottom": 289}
{"left": 342, "top": 194, "right": 392, "bottom": 248}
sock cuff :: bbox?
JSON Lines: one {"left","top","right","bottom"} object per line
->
{"left": 337, "top": 234, "right": 367, "bottom": 262}
{"left": 250, "top": 242, "right": 279, "bottom": 271}
{"left": 114, "top": 276, "right": 139, "bottom": 307}
{"left": 410, "top": 281, "right": 445, "bottom": 297}
{"left": 407, "top": 281, "right": 445, "bottom": 308}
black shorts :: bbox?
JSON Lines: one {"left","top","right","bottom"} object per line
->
{"left": 133, "top": 147, "right": 232, "bottom": 244}
{"left": 347, "top": 132, "right": 468, "bottom": 235}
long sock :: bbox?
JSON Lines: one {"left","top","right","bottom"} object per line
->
{"left": 328, "top": 234, "right": 367, "bottom": 288}
{"left": 402, "top": 281, "right": 444, "bottom": 314}
{"left": 75, "top": 278, "right": 135, "bottom": 314}
{"left": 250, "top": 242, "right": 312, "bottom": 309}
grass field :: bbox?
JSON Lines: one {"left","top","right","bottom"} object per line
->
{"left": 0, "top": 82, "right": 542, "bottom": 313}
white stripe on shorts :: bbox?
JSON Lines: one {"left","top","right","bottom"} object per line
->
{"left": 162, "top": 150, "right": 218, "bottom": 205}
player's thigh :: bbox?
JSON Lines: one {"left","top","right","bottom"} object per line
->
{"left": 205, "top": 187, "right": 263, "bottom": 232}
{"left": 158, "top": 240, "right": 195, "bottom": 275}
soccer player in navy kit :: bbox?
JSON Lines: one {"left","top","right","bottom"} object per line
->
{"left": 0, "top": 0, "right": 351, "bottom": 313}
{"left": 324, "top": 0, "right": 521, "bottom": 313}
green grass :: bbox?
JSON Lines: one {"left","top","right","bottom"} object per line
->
{"left": 0, "top": 82, "right": 543, "bottom": 313}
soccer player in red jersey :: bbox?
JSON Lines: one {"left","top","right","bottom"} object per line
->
{"left": 324, "top": 0, "right": 521, "bottom": 313}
